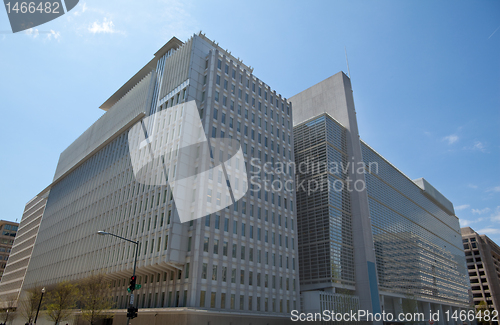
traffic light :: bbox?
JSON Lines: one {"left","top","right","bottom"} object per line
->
{"left": 129, "top": 275, "right": 136, "bottom": 292}
{"left": 127, "top": 306, "right": 138, "bottom": 319}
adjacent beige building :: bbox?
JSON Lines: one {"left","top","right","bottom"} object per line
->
{"left": 461, "top": 227, "right": 500, "bottom": 312}
{"left": 0, "top": 220, "right": 19, "bottom": 281}
{"left": 0, "top": 195, "right": 46, "bottom": 309}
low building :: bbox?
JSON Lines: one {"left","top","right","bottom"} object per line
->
{"left": 0, "top": 195, "right": 47, "bottom": 309}
{"left": 0, "top": 220, "right": 19, "bottom": 281}
{"left": 461, "top": 227, "right": 500, "bottom": 312}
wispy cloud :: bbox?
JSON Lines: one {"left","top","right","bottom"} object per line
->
{"left": 468, "top": 184, "right": 478, "bottom": 189}
{"left": 476, "top": 227, "right": 500, "bottom": 235}
{"left": 472, "top": 207, "right": 491, "bottom": 215}
{"left": 46, "top": 30, "right": 60, "bottom": 41}
{"left": 455, "top": 204, "right": 470, "bottom": 211}
{"left": 472, "top": 141, "right": 486, "bottom": 152}
{"left": 460, "top": 218, "right": 483, "bottom": 227}
{"left": 158, "top": 0, "right": 198, "bottom": 41}
{"left": 73, "top": 2, "right": 88, "bottom": 16}
{"left": 463, "top": 141, "right": 487, "bottom": 152}
{"left": 443, "top": 134, "right": 458, "bottom": 145}
{"left": 486, "top": 186, "right": 500, "bottom": 193}
{"left": 490, "top": 206, "right": 500, "bottom": 222}
{"left": 25, "top": 28, "right": 39, "bottom": 38}
{"left": 88, "top": 18, "right": 119, "bottom": 34}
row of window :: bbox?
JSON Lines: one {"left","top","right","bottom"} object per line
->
{"left": 204, "top": 212, "right": 294, "bottom": 230}
{"left": 200, "top": 262, "right": 296, "bottom": 289}
{"left": 210, "top": 125, "right": 292, "bottom": 162}
{"left": 1, "top": 225, "right": 18, "bottom": 231}
{"left": 206, "top": 188, "right": 294, "bottom": 213}
{"left": 212, "top": 107, "right": 290, "bottom": 144}
{"left": 200, "top": 237, "right": 295, "bottom": 266}
{"left": 200, "top": 290, "right": 296, "bottom": 313}
{"left": 211, "top": 90, "right": 291, "bottom": 129}
{"left": 212, "top": 59, "right": 290, "bottom": 115}
{"left": 202, "top": 218, "right": 294, "bottom": 247}
{"left": 115, "top": 289, "right": 297, "bottom": 313}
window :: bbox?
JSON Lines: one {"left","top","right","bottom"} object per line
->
{"left": 212, "top": 265, "right": 218, "bottom": 281}
{"left": 232, "top": 244, "right": 237, "bottom": 258}
{"left": 203, "top": 237, "right": 209, "bottom": 252}
{"left": 215, "top": 214, "right": 220, "bottom": 229}
{"left": 200, "top": 291, "right": 206, "bottom": 307}
{"left": 213, "top": 239, "right": 219, "bottom": 254}
{"left": 211, "top": 292, "right": 216, "bottom": 308}
{"left": 222, "top": 267, "right": 227, "bottom": 282}
{"left": 202, "top": 263, "right": 208, "bottom": 279}
{"left": 223, "top": 241, "right": 228, "bottom": 256}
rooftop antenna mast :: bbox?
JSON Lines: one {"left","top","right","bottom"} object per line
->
{"left": 344, "top": 46, "right": 351, "bottom": 79}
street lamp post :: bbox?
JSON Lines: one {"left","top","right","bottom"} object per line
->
{"left": 34, "top": 287, "right": 46, "bottom": 325}
{"left": 97, "top": 231, "right": 139, "bottom": 324}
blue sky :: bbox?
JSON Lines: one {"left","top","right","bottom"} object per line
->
{"left": 1, "top": 1, "right": 499, "bottom": 241}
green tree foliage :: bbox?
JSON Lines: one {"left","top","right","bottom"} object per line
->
{"left": 18, "top": 286, "right": 43, "bottom": 323}
{"left": 78, "top": 273, "right": 113, "bottom": 325}
{"left": 19, "top": 286, "right": 44, "bottom": 324}
{"left": 476, "top": 300, "right": 492, "bottom": 325}
{"left": 46, "top": 281, "right": 78, "bottom": 325}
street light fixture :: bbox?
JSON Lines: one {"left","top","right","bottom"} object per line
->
{"left": 97, "top": 231, "right": 139, "bottom": 324}
{"left": 34, "top": 287, "right": 46, "bottom": 324}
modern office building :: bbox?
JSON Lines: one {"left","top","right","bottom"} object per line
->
{"left": 291, "top": 72, "right": 471, "bottom": 320}
{"left": 0, "top": 195, "right": 46, "bottom": 309}
{"left": 18, "top": 33, "right": 299, "bottom": 324}
{"left": 0, "top": 220, "right": 19, "bottom": 282}
{"left": 461, "top": 227, "right": 500, "bottom": 312}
